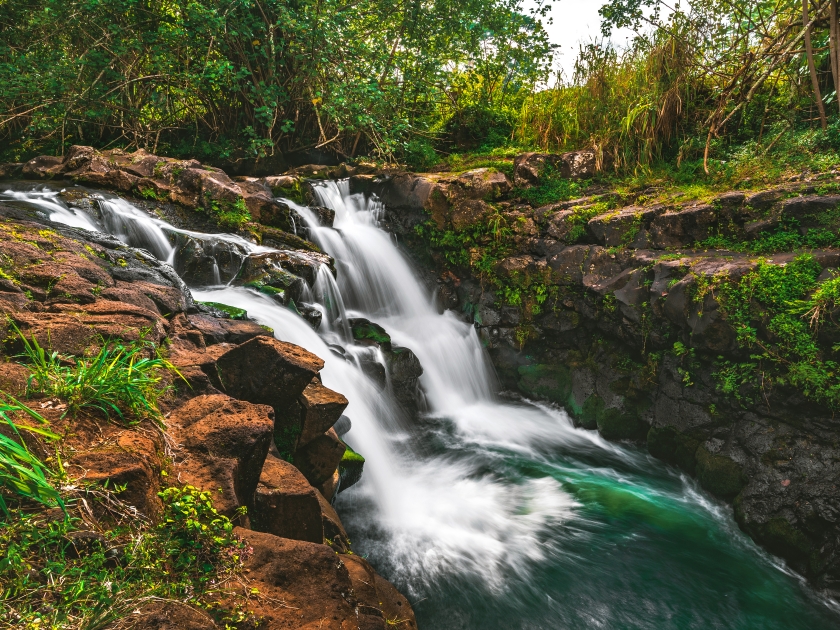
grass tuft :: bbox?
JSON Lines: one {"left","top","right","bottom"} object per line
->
{"left": 16, "top": 330, "right": 180, "bottom": 426}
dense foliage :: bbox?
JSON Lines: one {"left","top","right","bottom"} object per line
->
{"left": 0, "top": 0, "right": 551, "bottom": 164}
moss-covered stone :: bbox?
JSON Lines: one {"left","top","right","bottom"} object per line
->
{"left": 597, "top": 407, "right": 647, "bottom": 441}
{"left": 351, "top": 320, "right": 391, "bottom": 347}
{"left": 577, "top": 394, "right": 604, "bottom": 430}
{"left": 199, "top": 301, "right": 247, "bottom": 320}
{"left": 737, "top": 511, "right": 819, "bottom": 577}
{"left": 516, "top": 363, "right": 572, "bottom": 404}
{"left": 647, "top": 425, "right": 701, "bottom": 474}
{"left": 695, "top": 446, "right": 746, "bottom": 499}
{"left": 574, "top": 393, "right": 646, "bottom": 440}
{"left": 338, "top": 443, "right": 365, "bottom": 491}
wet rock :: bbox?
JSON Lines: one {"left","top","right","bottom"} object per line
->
{"left": 253, "top": 454, "right": 324, "bottom": 543}
{"left": 385, "top": 346, "right": 424, "bottom": 411}
{"left": 337, "top": 444, "right": 365, "bottom": 493}
{"left": 187, "top": 313, "right": 271, "bottom": 346}
{"left": 17, "top": 146, "right": 297, "bottom": 231}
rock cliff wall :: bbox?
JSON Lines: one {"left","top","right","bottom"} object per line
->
{"left": 358, "top": 162, "right": 840, "bottom": 595}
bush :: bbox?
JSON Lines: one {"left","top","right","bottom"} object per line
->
{"left": 442, "top": 104, "right": 515, "bottom": 152}
{"left": 402, "top": 138, "right": 439, "bottom": 171}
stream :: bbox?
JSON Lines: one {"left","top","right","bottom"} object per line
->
{"left": 3, "top": 181, "right": 840, "bottom": 629}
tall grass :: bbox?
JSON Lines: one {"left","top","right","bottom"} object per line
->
{"left": 18, "top": 331, "right": 180, "bottom": 427}
{"left": 516, "top": 31, "right": 693, "bottom": 172}
{"left": 0, "top": 395, "right": 62, "bottom": 515}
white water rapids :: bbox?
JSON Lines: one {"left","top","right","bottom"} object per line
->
{"left": 4, "top": 182, "right": 838, "bottom": 629}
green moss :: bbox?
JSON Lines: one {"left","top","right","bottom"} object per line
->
{"left": 737, "top": 512, "right": 820, "bottom": 576}
{"left": 339, "top": 443, "right": 365, "bottom": 490}
{"left": 274, "top": 421, "right": 301, "bottom": 463}
{"left": 575, "top": 393, "right": 647, "bottom": 440}
{"left": 646, "top": 425, "right": 701, "bottom": 474}
{"left": 516, "top": 364, "right": 572, "bottom": 404}
{"left": 199, "top": 302, "right": 247, "bottom": 320}
{"left": 695, "top": 446, "right": 746, "bottom": 499}
{"left": 351, "top": 321, "right": 391, "bottom": 346}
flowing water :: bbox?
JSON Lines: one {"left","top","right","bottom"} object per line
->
{"left": 4, "top": 182, "right": 840, "bottom": 629}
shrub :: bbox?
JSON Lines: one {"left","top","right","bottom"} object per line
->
{"left": 442, "top": 104, "right": 515, "bottom": 152}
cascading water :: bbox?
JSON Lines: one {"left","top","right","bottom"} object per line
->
{"left": 3, "top": 182, "right": 840, "bottom": 629}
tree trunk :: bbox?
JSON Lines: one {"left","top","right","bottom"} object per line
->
{"left": 804, "top": 0, "right": 828, "bottom": 129}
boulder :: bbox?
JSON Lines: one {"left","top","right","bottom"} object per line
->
{"left": 252, "top": 454, "right": 324, "bottom": 543}
{"left": 214, "top": 336, "right": 324, "bottom": 416}
{"left": 342, "top": 555, "right": 418, "bottom": 630}
{"left": 587, "top": 205, "right": 666, "bottom": 247}
{"left": 513, "top": 150, "right": 597, "bottom": 187}
{"left": 231, "top": 527, "right": 359, "bottom": 629}
{"left": 67, "top": 430, "right": 164, "bottom": 519}
{"left": 316, "top": 490, "right": 352, "bottom": 553}
{"left": 168, "top": 394, "right": 275, "bottom": 519}
{"left": 297, "top": 379, "right": 349, "bottom": 447}
{"left": 384, "top": 346, "right": 424, "bottom": 411}
{"left": 293, "top": 428, "right": 346, "bottom": 487}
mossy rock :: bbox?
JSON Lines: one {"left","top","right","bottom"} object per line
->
{"left": 576, "top": 394, "right": 647, "bottom": 440}
{"left": 339, "top": 444, "right": 365, "bottom": 491}
{"left": 244, "top": 280, "right": 289, "bottom": 304}
{"left": 516, "top": 364, "right": 572, "bottom": 404}
{"left": 199, "top": 301, "right": 247, "bottom": 320}
{"left": 647, "top": 425, "right": 701, "bottom": 474}
{"left": 349, "top": 319, "right": 391, "bottom": 348}
{"left": 695, "top": 446, "right": 746, "bottom": 500}
{"left": 737, "top": 511, "right": 819, "bottom": 576}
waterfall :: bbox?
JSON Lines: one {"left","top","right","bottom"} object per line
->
{"left": 5, "top": 182, "right": 836, "bottom": 629}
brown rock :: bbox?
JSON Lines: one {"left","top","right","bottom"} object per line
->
{"left": 342, "top": 555, "right": 418, "bottom": 630}
{"left": 316, "top": 490, "right": 351, "bottom": 553}
{"left": 215, "top": 336, "right": 324, "bottom": 418}
{"left": 293, "top": 428, "right": 346, "bottom": 487}
{"left": 298, "top": 380, "right": 349, "bottom": 447}
{"left": 168, "top": 394, "right": 275, "bottom": 518}
{"left": 67, "top": 430, "right": 163, "bottom": 519}
{"left": 252, "top": 454, "right": 324, "bottom": 543}
{"left": 232, "top": 527, "right": 359, "bottom": 630}
{"left": 514, "top": 150, "right": 597, "bottom": 187}
{"left": 21, "top": 155, "right": 65, "bottom": 179}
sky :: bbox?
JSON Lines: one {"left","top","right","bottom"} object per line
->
{"left": 529, "top": 0, "right": 661, "bottom": 80}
